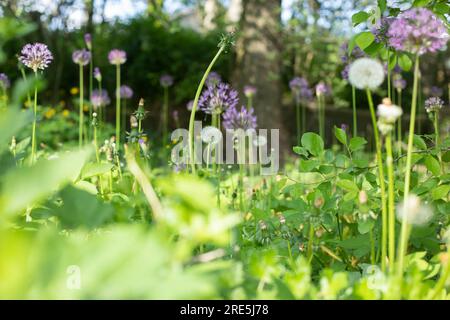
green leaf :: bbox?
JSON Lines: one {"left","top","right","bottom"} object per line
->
{"left": 424, "top": 155, "right": 441, "bottom": 176}
{"left": 413, "top": 0, "right": 431, "bottom": 7}
{"left": 293, "top": 146, "right": 308, "bottom": 157}
{"left": 337, "top": 179, "right": 359, "bottom": 193}
{"left": 355, "top": 32, "right": 375, "bottom": 50}
{"left": 378, "top": 0, "right": 387, "bottom": 12}
{"left": 413, "top": 135, "right": 427, "bottom": 150}
{"left": 0, "top": 147, "right": 93, "bottom": 216}
{"left": 301, "top": 132, "right": 324, "bottom": 157}
{"left": 80, "top": 162, "right": 113, "bottom": 179}
{"left": 431, "top": 185, "right": 450, "bottom": 201}
{"left": 398, "top": 54, "right": 413, "bottom": 71}
{"left": 334, "top": 126, "right": 347, "bottom": 145}
{"left": 434, "top": 3, "right": 450, "bottom": 15}
{"left": 388, "top": 52, "right": 398, "bottom": 70}
{"left": 300, "top": 159, "right": 320, "bottom": 172}
{"left": 0, "top": 108, "right": 32, "bottom": 154}
{"left": 442, "top": 151, "right": 450, "bottom": 163}
{"left": 358, "top": 218, "right": 375, "bottom": 234}
{"left": 349, "top": 137, "right": 367, "bottom": 152}
{"left": 352, "top": 11, "right": 370, "bottom": 26}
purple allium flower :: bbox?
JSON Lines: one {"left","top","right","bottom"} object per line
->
{"left": 289, "top": 77, "right": 313, "bottom": 102}
{"left": 206, "top": 72, "right": 222, "bottom": 87}
{"left": 119, "top": 85, "right": 133, "bottom": 99}
{"left": 372, "top": 17, "right": 395, "bottom": 45}
{"left": 315, "top": 81, "right": 331, "bottom": 96}
{"left": 388, "top": 8, "right": 449, "bottom": 55}
{"left": 91, "top": 89, "right": 111, "bottom": 109}
{"left": 425, "top": 97, "right": 444, "bottom": 113}
{"left": 160, "top": 74, "right": 174, "bottom": 87}
{"left": 430, "top": 86, "right": 443, "bottom": 97}
{"left": 223, "top": 105, "right": 257, "bottom": 130}
{"left": 199, "top": 82, "right": 239, "bottom": 115}
{"left": 243, "top": 85, "right": 257, "bottom": 98}
{"left": 93, "top": 67, "right": 102, "bottom": 82}
{"left": 186, "top": 100, "right": 194, "bottom": 111}
{"left": 0, "top": 73, "right": 10, "bottom": 89}
{"left": 108, "top": 49, "right": 127, "bottom": 65}
{"left": 393, "top": 77, "right": 407, "bottom": 90}
{"left": 19, "top": 43, "right": 53, "bottom": 72}
{"left": 72, "top": 49, "right": 91, "bottom": 66}
{"left": 84, "top": 33, "right": 92, "bottom": 50}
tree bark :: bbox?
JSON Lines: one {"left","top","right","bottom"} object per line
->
{"left": 233, "top": 0, "right": 287, "bottom": 161}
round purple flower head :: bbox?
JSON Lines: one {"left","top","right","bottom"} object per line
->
{"left": 19, "top": 43, "right": 53, "bottom": 72}
{"left": 289, "top": 77, "right": 313, "bottom": 102}
{"left": 223, "top": 105, "right": 257, "bottom": 130}
{"left": 108, "top": 49, "right": 127, "bottom": 65}
{"left": 206, "top": 72, "right": 222, "bottom": 87}
{"left": 315, "top": 82, "right": 331, "bottom": 96}
{"left": 393, "top": 77, "right": 406, "bottom": 91}
{"left": 93, "top": 67, "right": 102, "bottom": 82}
{"left": 160, "top": 74, "right": 174, "bottom": 87}
{"left": 0, "top": 73, "right": 10, "bottom": 89}
{"left": 72, "top": 49, "right": 91, "bottom": 66}
{"left": 243, "top": 85, "right": 257, "bottom": 98}
{"left": 119, "top": 85, "right": 133, "bottom": 99}
{"left": 388, "top": 8, "right": 449, "bottom": 55}
{"left": 91, "top": 89, "right": 111, "bottom": 109}
{"left": 425, "top": 97, "right": 444, "bottom": 113}
{"left": 372, "top": 17, "right": 395, "bottom": 45}
{"left": 430, "top": 86, "right": 443, "bottom": 97}
{"left": 199, "top": 82, "right": 239, "bottom": 115}
{"left": 340, "top": 42, "right": 366, "bottom": 80}
{"left": 84, "top": 33, "right": 92, "bottom": 50}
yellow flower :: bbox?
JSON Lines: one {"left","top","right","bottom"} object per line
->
{"left": 44, "top": 108, "right": 56, "bottom": 119}
{"left": 70, "top": 87, "right": 79, "bottom": 95}
{"left": 83, "top": 105, "right": 89, "bottom": 112}
{"left": 62, "top": 109, "right": 70, "bottom": 118}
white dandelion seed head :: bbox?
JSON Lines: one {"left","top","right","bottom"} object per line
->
{"left": 396, "top": 194, "right": 433, "bottom": 226}
{"left": 377, "top": 98, "right": 403, "bottom": 123}
{"left": 201, "top": 126, "right": 222, "bottom": 145}
{"left": 348, "top": 58, "right": 385, "bottom": 90}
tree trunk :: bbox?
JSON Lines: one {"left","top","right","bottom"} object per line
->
{"left": 233, "top": 0, "right": 287, "bottom": 161}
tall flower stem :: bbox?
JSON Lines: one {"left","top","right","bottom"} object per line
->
{"left": 115, "top": 64, "right": 121, "bottom": 151}
{"left": 30, "top": 72, "right": 38, "bottom": 165}
{"left": 366, "top": 88, "right": 388, "bottom": 272}
{"left": 78, "top": 65, "right": 84, "bottom": 148}
{"left": 188, "top": 45, "right": 225, "bottom": 174}
{"left": 434, "top": 112, "right": 442, "bottom": 173}
{"left": 397, "top": 89, "right": 402, "bottom": 158}
{"left": 247, "top": 96, "right": 253, "bottom": 110}
{"left": 430, "top": 250, "right": 450, "bottom": 299}
{"left": 88, "top": 58, "right": 93, "bottom": 140}
{"left": 302, "top": 99, "right": 306, "bottom": 136}
{"left": 386, "top": 132, "right": 396, "bottom": 269}
{"left": 387, "top": 51, "right": 392, "bottom": 100}
{"left": 163, "top": 86, "right": 169, "bottom": 145}
{"left": 352, "top": 85, "right": 357, "bottom": 137}
{"left": 317, "top": 95, "right": 324, "bottom": 140}
{"left": 398, "top": 54, "right": 420, "bottom": 278}
{"left": 94, "top": 125, "right": 99, "bottom": 163}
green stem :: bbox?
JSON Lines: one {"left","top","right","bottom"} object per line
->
{"left": 79, "top": 65, "right": 84, "bottom": 148}
{"left": 307, "top": 222, "right": 314, "bottom": 263}
{"left": 94, "top": 125, "right": 99, "bottom": 163}
{"left": 386, "top": 132, "right": 396, "bottom": 270}
{"left": 30, "top": 72, "right": 38, "bottom": 165}
{"left": 434, "top": 111, "right": 442, "bottom": 173}
{"left": 352, "top": 85, "right": 357, "bottom": 137}
{"left": 398, "top": 54, "right": 420, "bottom": 278}
{"left": 163, "top": 86, "right": 169, "bottom": 145}
{"left": 88, "top": 59, "right": 93, "bottom": 140}
{"left": 366, "top": 88, "right": 388, "bottom": 272}
{"left": 387, "top": 50, "right": 391, "bottom": 100}
{"left": 397, "top": 89, "right": 402, "bottom": 159}
{"left": 115, "top": 64, "right": 121, "bottom": 151}
{"left": 430, "top": 252, "right": 450, "bottom": 299}
{"left": 188, "top": 45, "right": 225, "bottom": 174}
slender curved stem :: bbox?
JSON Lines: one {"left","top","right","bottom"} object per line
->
{"left": 188, "top": 45, "right": 225, "bottom": 174}
{"left": 79, "top": 65, "right": 84, "bottom": 148}
{"left": 30, "top": 72, "right": 38, "bottom": 165}
{"left": 296, "top": 100, "right": 301, "bottom": 143}
{"left": 163, "top": 86, "right": 169, "bottom": 145}
{"left": 352, "top": 85, "right": 357, "bottom": 137}
{"left": 398, "top": 54, "right": 420, "bottom": 278}
{"left": 386, "top": 132, "right": 396, "bottom": 270}
{"left": 366, "top": 88, "right": 388, "bottom": 272}
{"left": 115, "top": 64, "right": 121, "bottom": 151}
